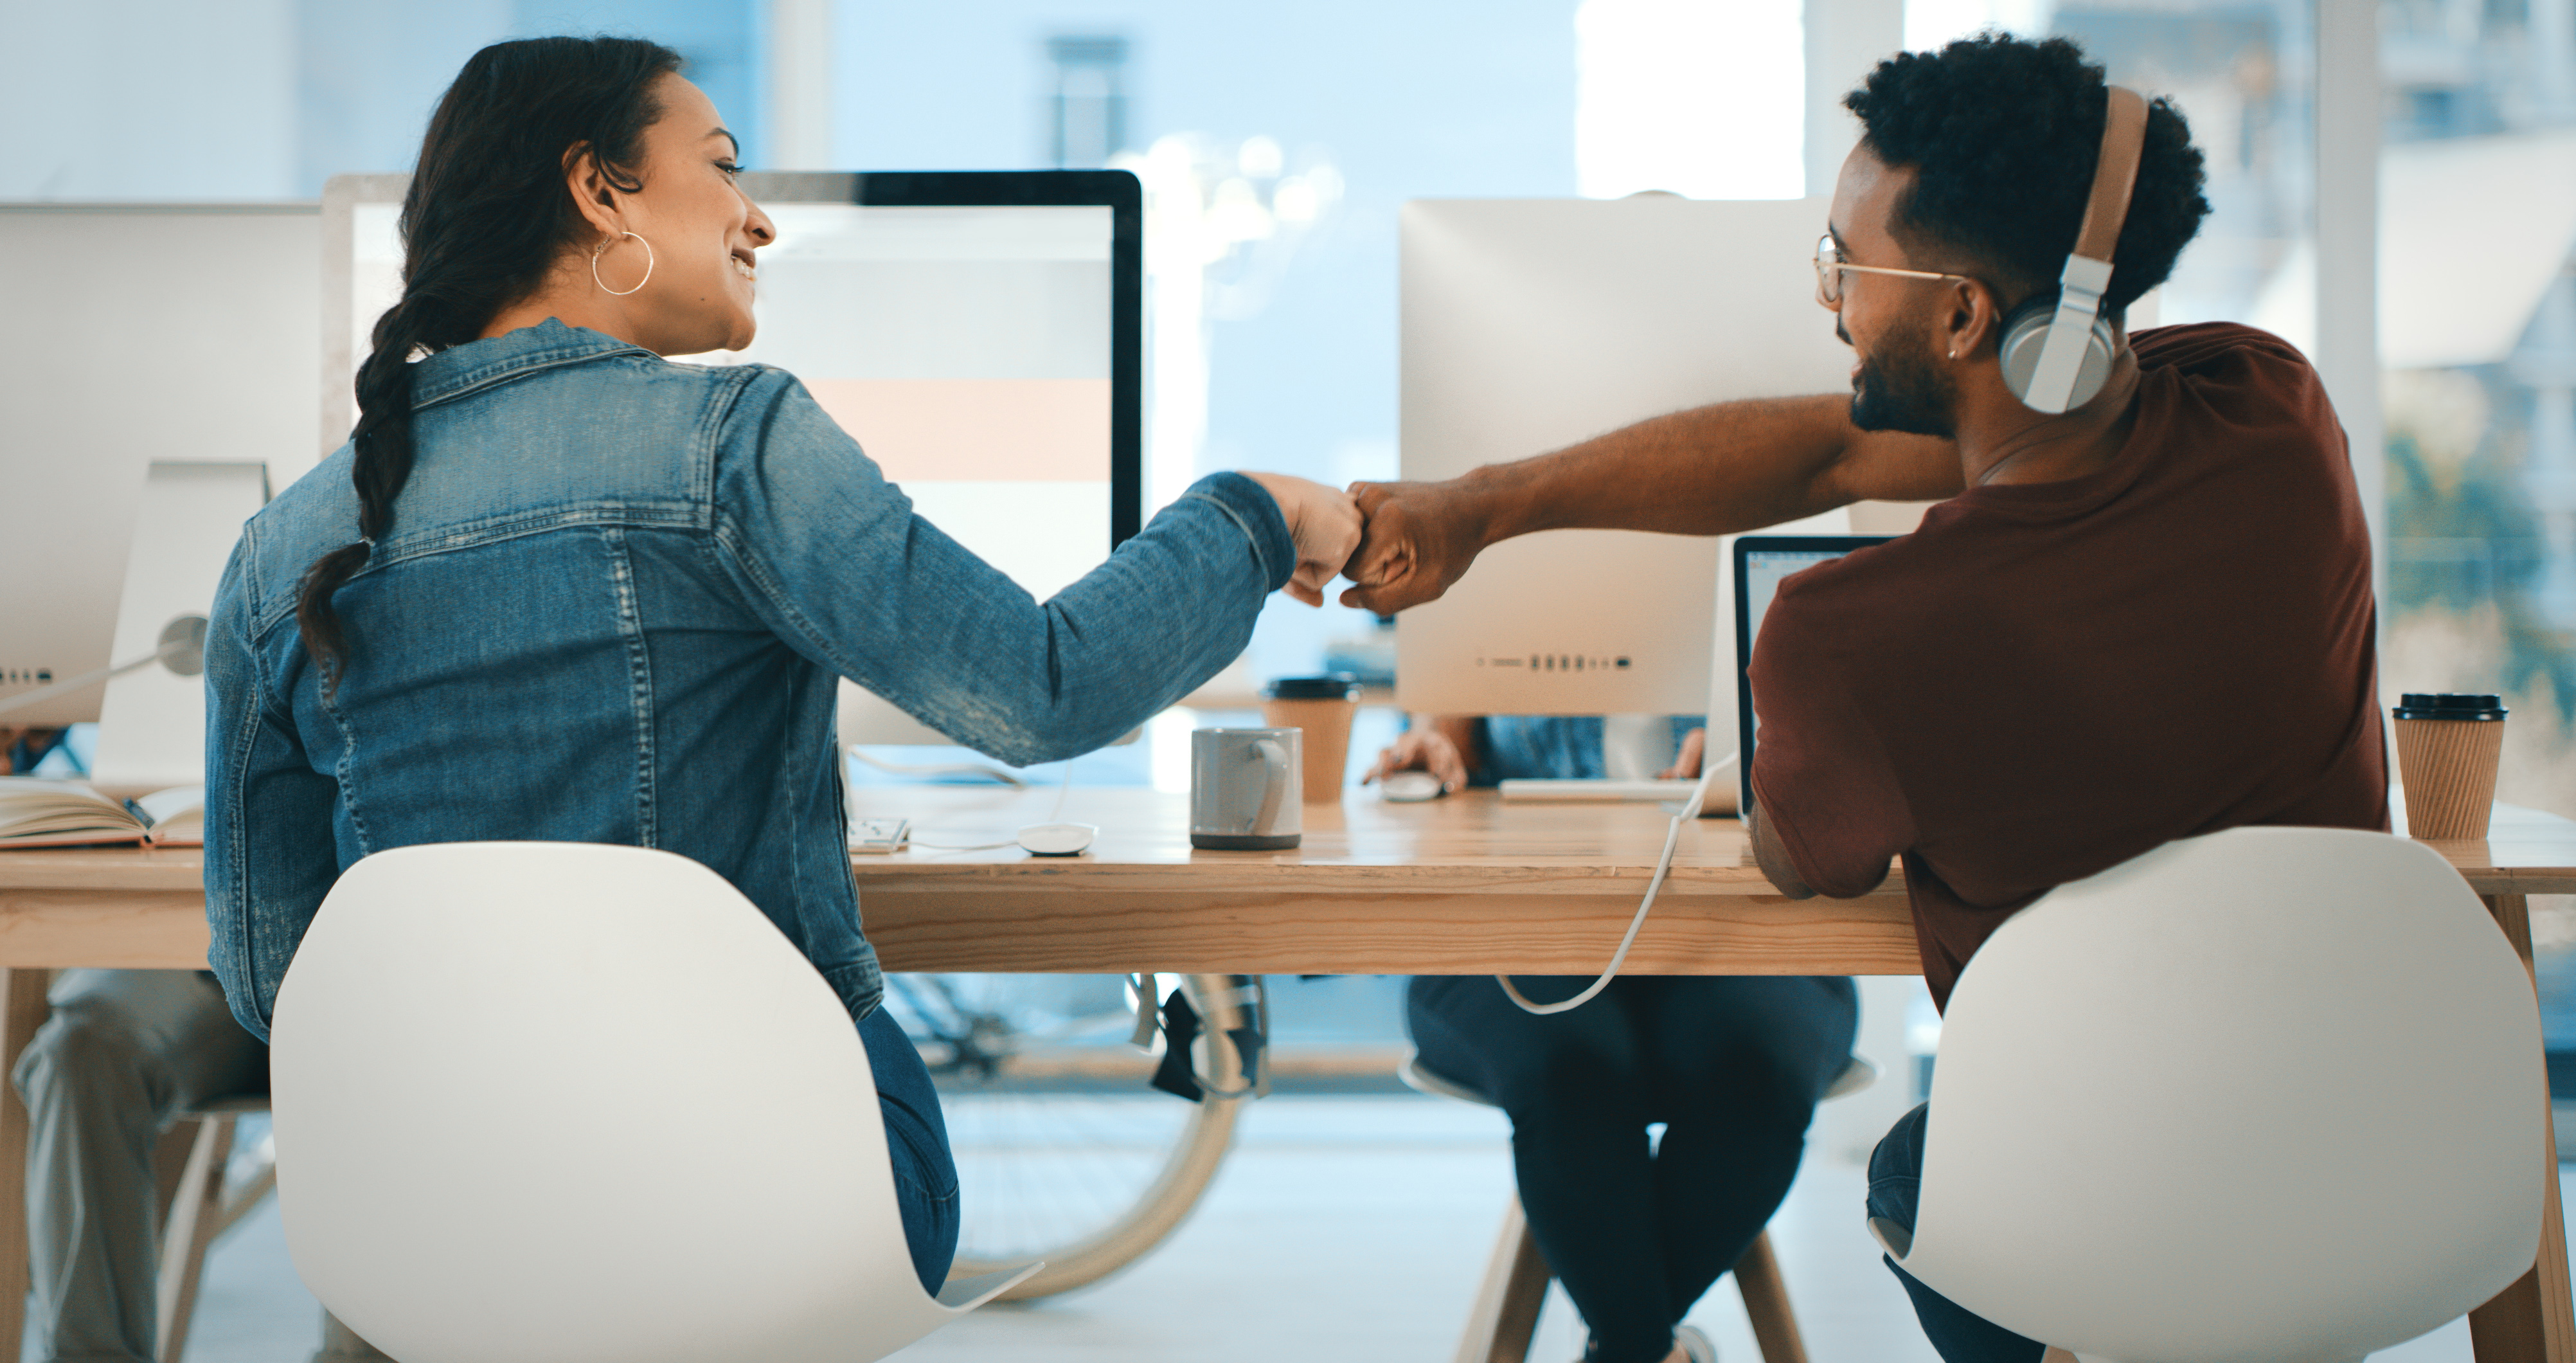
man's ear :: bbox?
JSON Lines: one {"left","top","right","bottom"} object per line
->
{"left": 559, "top": 143, "right": 624, "bottom": 240}
{"left": 1943, "top": 278, "right": 2005, "bottom": 361}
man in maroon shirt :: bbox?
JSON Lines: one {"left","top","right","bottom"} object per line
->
{"left": 1339, "top": 34, "right": 2382, "bottom": 1363}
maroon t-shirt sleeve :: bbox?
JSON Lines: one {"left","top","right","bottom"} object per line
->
{"left": 1746, "top": 581, "right": 1915, "bottom": 898}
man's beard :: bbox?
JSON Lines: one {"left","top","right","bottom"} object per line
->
{"left": 1846, "top": 318, "right": 1956, "bottom": 438}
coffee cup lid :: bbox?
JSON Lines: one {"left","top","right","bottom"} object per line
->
{"left": 2393, "top": 692, "right": 2507, "bottom": 721}
{"left": 1263, "top": 674, "right": 1363, "bottom": 701}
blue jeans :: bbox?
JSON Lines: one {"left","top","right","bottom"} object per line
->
{"left": 1868, "top": 1104, "right": 2046, "bottom": 1362}
{"left": 859, "top": 1005, "right": 960, "bottom": 1293}
{"left": 1410, "top": 975, "right": 1859, "bottom": 1363}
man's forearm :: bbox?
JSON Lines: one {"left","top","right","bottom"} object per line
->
{"left": 1339, "top": 390, "right": 1964, "bottom": 614}
{"left": 1462, "top": 394, "right": 1958, "bottom": 543}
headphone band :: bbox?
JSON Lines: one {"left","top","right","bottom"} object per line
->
{"left": 2014, "top": 85, "right": 2150, "bottom": 414}
{"left": 2075, "top": 87, "right": 2149, "bottom": 269}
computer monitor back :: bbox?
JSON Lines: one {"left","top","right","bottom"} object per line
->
{"left": 1396, "top": 195, "right": 1855, "bottom": 716}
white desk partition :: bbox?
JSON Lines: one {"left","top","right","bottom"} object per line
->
{"left": 89, "top": 461, "right": 269, "bottom": 797}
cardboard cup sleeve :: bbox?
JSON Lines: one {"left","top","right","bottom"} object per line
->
{"left": 2394, "top": 711, "right": 2505, "bottom": 840}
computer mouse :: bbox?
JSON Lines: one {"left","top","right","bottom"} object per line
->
{"left": 1017, "top": 822, "right": 1098, "bottom": 856}
{"left": 1380, "top": 771, "right": 1445, "bottom": 802}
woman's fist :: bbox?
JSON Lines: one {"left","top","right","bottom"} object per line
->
{"left": 1244, "top": 473, "right": 1363, "bottom": 606}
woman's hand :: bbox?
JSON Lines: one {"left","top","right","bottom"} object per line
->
{"left": 1363, "top": 723, "right": 1472, "bottom": 793}
{"left": 1244, "top": 473, "right": 1363, "bottom": 606}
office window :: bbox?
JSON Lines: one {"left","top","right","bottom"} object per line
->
{"left": 2374, "top": 0, "right": 2576, "bottom": 814}
{"left": 1575, "top": 0, "right": 1803, "bottom": 199}
{"left": 1048, "top": 35, "right": 1131, "bottom": 169}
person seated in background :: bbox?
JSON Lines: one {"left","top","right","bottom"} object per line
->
{"left": 1339, "top": 35, "right": 2381, "bottom": 1363}
{"left": 11, "top": 970, "right": 271, "bottom": 1363}
{"left": 1368, "top": 716, "right": 1858, "bottom": 1363}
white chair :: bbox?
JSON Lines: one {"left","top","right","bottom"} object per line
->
{"left": 267, "top": 841, "right": 1035, "bottom": 1363}
{"left": 1405, "top": 1049, "right": 1877, "bottom": 1363}
{"left": 1870, "top": 826, "right": 2546, "bottom": 1363}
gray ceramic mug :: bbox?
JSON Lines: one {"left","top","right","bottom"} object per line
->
{"left": 1190, "top": 727, "right": 1301, "bottom": 849}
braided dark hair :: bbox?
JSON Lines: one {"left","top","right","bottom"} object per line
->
{"left": 296, "top": 35, "right": 681, "bottom": 690}
{"left": 1845, "top": 33, "right": 2210, "bottom": 317}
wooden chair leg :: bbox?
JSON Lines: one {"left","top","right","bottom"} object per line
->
{"left": 154, "top": 1114, "right": 235, "bottom": 1363}
{"left": 1733, "top": 1230, "right": 1809, "bottom": 1363}
{"left": 311, "top": 1308, "right": 397, "bottom": 1360}
{"left": 313, "top": 1308, "right": 397, "bottom": 1360}
{"left": 0, "top": 968, "right": 54, "bottom": 1363}
{"left": 1456, "top": 1194, "right": 1552, "bottom": 1363}
{"left": 150, "top": 1119, "right": 197, "bottom": 1225}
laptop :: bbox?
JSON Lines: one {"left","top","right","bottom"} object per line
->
{"left": 1731, "top": 534, "right": 1895, "bottom": 817}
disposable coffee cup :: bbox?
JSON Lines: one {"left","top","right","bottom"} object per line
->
{"left": 1260, "top": 674, "right": 1363, "bottom": 804}
{"left": 2393, "top": 692, "right": 2508, "bottom": 840}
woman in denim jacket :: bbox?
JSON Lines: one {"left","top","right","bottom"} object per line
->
{"left": 202, "top": 35, "right": 1357, "bottom": 1295}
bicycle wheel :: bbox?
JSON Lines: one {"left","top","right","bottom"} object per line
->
{"left": 892, "top": 973, "right": 1253, "bottom": 1299}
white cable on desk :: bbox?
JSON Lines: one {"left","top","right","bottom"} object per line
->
{"left": 908, "top": 762, "right": 1079, "bottom": 851}
{"left": 1497, "top": 748, "right": 1739, "bottom": 1016}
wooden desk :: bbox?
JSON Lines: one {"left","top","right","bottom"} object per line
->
{"left": 0, "top": 789, "right": 2571, "bottom": 1358}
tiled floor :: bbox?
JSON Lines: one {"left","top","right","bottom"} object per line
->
{"left": 145, "top": 1092, "right": 2510, "bottom": 1363}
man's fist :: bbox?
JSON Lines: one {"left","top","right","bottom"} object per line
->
{"left": 1337, "top": 479, "right": 1489, "bottom": 615}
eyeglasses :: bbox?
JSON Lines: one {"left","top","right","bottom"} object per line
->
{"left": 1813, "top": 233, "right": 1972, "bottom": 306}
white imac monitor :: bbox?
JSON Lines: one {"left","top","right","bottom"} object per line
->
{"left": 1395, "top": 197, "right": 1864, "bottom": 718}
{"left": 323, "top": 171, "right": 1143, "bottom": 746}
{"left": 0, "top": 204, "right": 322, "bottom": 727}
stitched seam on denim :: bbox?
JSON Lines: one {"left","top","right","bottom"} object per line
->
{"left": 1184, "top": 489, "right": 1278, "bottom": 584}
{"left": 774, "top": 666, "right": 810, "bottom": 979}
{"left": 364, "top": 504, "right": 698, "bottom": 566}
{"left": 242, "top": 506, "right": 699, "bottom": 642}
{"left": 317, "top": 635, "right": 372, "bottom": 864}
{"left": 695, "top": 365, "right": 765, "bottom": 516}
{"left": 221, "top": 605, "right": 276, "bottom": 1032}
{"left": 602, "top": 525, "right": 659, "bottom": 848}
{"left": 409, "top": 342, "right": 657, "bottom": 409}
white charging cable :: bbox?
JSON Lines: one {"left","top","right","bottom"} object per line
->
{"left": 906, "top": 761, "right": 1080, "bottom": 851}
{"left": 1496, "top": 748, "right": 1740, "bottom": 1016}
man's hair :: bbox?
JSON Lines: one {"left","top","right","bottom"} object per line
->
{"left": 1845, "top": 33, "right": 2210, "bottom": 316}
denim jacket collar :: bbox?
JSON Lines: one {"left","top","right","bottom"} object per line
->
{"left": 409, "top": 319, "right": 657, "bottom": 411}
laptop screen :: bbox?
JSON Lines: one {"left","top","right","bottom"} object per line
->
{"left": 1732, "top": 534, "right": 1894, "bottom": 816}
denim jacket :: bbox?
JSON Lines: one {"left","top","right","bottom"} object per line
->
{"left": 204, "top": 320, "right": 1293, "bottom": 1040}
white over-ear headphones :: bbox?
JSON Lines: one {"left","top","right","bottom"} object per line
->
{"left": 1998, "top": 86, "right": 2150, "bottom": 415}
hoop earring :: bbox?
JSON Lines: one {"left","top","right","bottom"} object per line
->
{"left": 591, "top": 231, "right": 654, "bottom": 296}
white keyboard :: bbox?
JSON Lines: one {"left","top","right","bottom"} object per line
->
{"left": 1497, "top": 779, "right": 1701, "bottom": 803}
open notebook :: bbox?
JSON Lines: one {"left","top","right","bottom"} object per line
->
{"left": 0, "top": 779, "right": 204, "bottom": 849}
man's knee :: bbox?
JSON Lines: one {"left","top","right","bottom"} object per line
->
{"left": 13, "top": 1012, "right": 150, "bottom": 1106}
{"left": 1491, "top": 1038, "right": 1648, "bottom": 1131}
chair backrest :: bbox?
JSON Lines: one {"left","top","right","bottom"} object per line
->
{"left": 269, "top": 841, "right": 999, "bottom": 1363}
{"left": 1899, "top": 826, "right": 2545, "bottom": 1363}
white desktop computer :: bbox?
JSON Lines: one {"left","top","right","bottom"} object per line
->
{"left": 0, "top": 204, "right": 323, "bottom": 728}
{"left": 1395, "top": 195, "right": 1897, "bottom": 723}
{"left": 324, "top": 171, "right": 1145, "bottom": 747}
